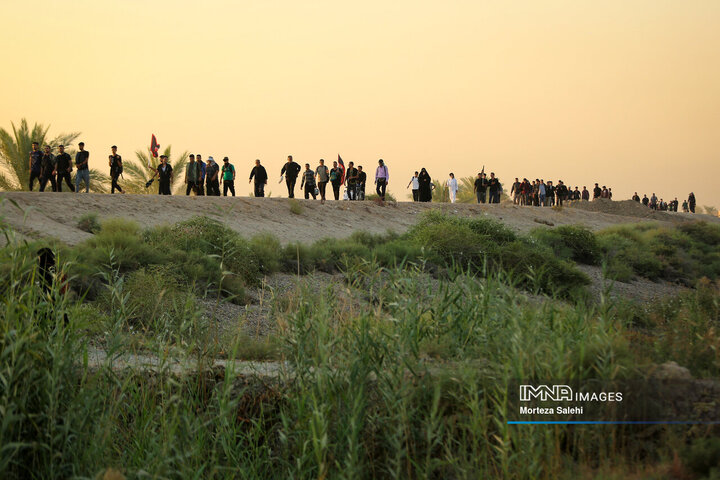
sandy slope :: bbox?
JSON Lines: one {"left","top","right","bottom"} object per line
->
{"left": 0, "top": 192, "right": 716, "bottom": 246}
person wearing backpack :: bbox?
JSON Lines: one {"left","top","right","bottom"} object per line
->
{"left": 315, "top": 158, "right": 330, "bottom": 204}
{"left": 300, "top": 163, "right": 317, "bottom": 199}
{"left": 329, "top": 160, "right": 343, "bottom": 200}
{"left": 221, "top": 157, "right": 236, "bottom": 196}
{"left": 344, "top": 162, "right": 358, "bottom": 200}
{"left": 109, "top": 145, "right": 124, "bottom": 194}
{"left": 374, "top": 159, "right": 389, "bottom": 201}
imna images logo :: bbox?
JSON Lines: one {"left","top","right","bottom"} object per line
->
{"left": 519, "top": 384, "right": 623, "bottom": 403}
{"left": 519, "top": 385, "right": 573, "bottom": 402}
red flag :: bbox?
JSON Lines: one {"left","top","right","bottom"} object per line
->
{"left": 150, "top": 134, "right": 160, "bottom": 158}
{"left": 338, "top": 154, "right": 346, "bottom": 184}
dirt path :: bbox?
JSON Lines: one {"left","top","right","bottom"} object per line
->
{"left": 2, "top": 192, "right": 715, "bottom": 246}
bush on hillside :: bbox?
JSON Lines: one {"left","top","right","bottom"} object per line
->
{"left": 530, "top": 225, "right": 601, "bottom": 265}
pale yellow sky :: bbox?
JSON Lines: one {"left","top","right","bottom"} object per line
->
{"left": 2, "top": 0, "right": 719, "bottom": 206}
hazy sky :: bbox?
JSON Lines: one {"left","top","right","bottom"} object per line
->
{"left": 2, "top": 0, "right": 719, "bottom": 206}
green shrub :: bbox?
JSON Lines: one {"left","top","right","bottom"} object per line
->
{"left": 96, "top": 265, "right": 205, "bottom": 344}
{"left": 597, "top": 222, "right": 720, "bottom": 284}
{"left": 530, "top": 225, "right": 601, "bottom": 265}
{"left": 373, "top": 240, "right": 428, "bottom": 267}
{"left": 289, "top": 199, "right": 303, "bottom": 215}
{"left": 76, "top": 212, "right": 100, "bottom": 233}
{"left": 682, "top": 437, "right": 720, "bottom": 477}
{"left": 405, "top": 211, "right": 588, "bottom": 298}
{"left": 145, "top": 217, "right": 261, "bottom": 286}
{"left": 249, "top": 233, "right": 283, "bottom": 274}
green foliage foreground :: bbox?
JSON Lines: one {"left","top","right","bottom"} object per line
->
{"left": 1, "top": 211, "right": 720, "bottom": 478}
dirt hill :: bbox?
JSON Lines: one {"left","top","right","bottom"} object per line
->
{"left": 0, "top": 192, "right": 716, "bottom": 246}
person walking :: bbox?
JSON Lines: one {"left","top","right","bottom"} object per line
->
{"left": 582, "top": 186, "right": 589, "bottom": 201}
{"left": 511, "top": 178, "right": 521, "bottom": 205}
{"left": 53, "top": 145, "right": 74, "bottom": 192}
{"left": 446, "top": 173, "right": 458, "bottom": 203}
{"left": 196, "top": 154, "right": 206, "bottom": 196}
{"left": 488, "top": 172, "right": 500, "bottom": 203}
{"left": 301, "top": 163, "right": 317, "bottom": 199}
{"left": 206, "top": 156, "right": 220, "bottom": 196}
{"left": 40, "top": 145, "right": 57, "bottom": 192}
{"left": 642, "top": 194, "right": 649, "bottom": 206}
{"left": 345, "top": 162, "right": 358, "bottom": 200}
{"left": 688, "top": 192, "right": 696, "bottom": 213}
{"left": 249, "top": 159, "right": 268, "bottom": 197}
{"left": 222, "top": 157, "right": 236, "bottom": 196}
{"left": 74, "top": 142, "right": 90, "bottom": 193}
{"left": 474, "top": 172, "right": 488, "bottom": 203}
{"left": 185, "top": 154, "right": 201, "bottom": 195}
{"left": 592, "top": 183, "right": 601, "bottom": 200}
{"left": 329, "top": 160, "right": 343, "bottom": 200}
{"left": 632, "top": 192, "right": 640, "bottom": 202}
{"left": 280, "top": 155, "right": 301, "bottom": 198}
{"left": 407, "top": 171, "right": 420, "bottom": 201}
{"left": 538, "top": 180, "right": 546, "bottom": 206}
{"left": 357, "top": 166, "right": 367, "bottom": 200}
{"left": 374, "top": 159, "right": 389, "bottom": 201}
{"left": 315, "top": 159, "right": 330, "bottom": 203}
{"left": 28, "top": 141, "right": 43, "bottom": 191}
{"left": 418, "top": 168, "right": 432, "bottom": 202}
{"left": 108, "top": 146, "right": 124, "bottom": 194}
{"left": 156, "top": 155, "right": 173, "bottom": 195}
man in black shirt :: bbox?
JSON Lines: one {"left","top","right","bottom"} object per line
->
{"left": 344, "top": 162, "right": 358, "bottom": 200}
{"left": 29, "top": 141, "right": 43, "bottom": 191}
{"left": 54, "top": 145, "right": 74, "bottom": 192}
{"left": 75, "top": 142, "right": 90, "bottom": 193}
{"left": 488, "top": 172, "right": 500, "bottom": 204}
{"left": 280, "top": 155, "right": 301, "bottom": 198}
{"left": 39, "top": 145, "right": 57, "bottom": 192}
{"left": 632, "top": 192, "right": 640, "bottom": 202}
{"left": 109, "top": 146, "right": 124, "bottom": 194}
{"left": 357, "top": 166, "right": 367, "bottom": 200}
{"left": 473, "top": 172, "right": 487, "bottom": 204}
{"left": 249, "top": 159, "right": 268, "bottom": 197}
{"left": 592, "top": 183, "right": 601, "bottom": 200}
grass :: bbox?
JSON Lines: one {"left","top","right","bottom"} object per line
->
{"left": 76, "top": 212, "right": 100, "bottom": 233}
{"left": 289, "top": 199, "right": 303, "bottom": 215}
{"left": 2, "top": 212, "right": 720, "bottom": 478}
{"left": 598, "top": 221, "right": 720, "bottom": 283}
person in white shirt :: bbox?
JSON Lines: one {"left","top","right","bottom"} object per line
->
{"left": 446, "top": 173, "right": 458, "bottom": 203}
{"left": 407, "top": 171, "right": 420, "bottom": 201}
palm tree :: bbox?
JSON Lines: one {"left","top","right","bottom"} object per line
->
{"left": 457, "top": 176, "right": 478, "bottom": 204}
{"left": 0, "top": 118, "right": 109, "bottom": 192}
{"left": 432, "top": 178, "right": 449, "bottom": 203}
{"left": 122, "top": 146, "right": 188, "bottom": 194}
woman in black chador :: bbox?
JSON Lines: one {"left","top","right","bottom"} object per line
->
{"left": 418, "top": 168, "right": 432, "bottom": 202}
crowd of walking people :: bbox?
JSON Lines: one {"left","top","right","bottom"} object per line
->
{"left": 26, "top": 142, "right": 699, "bottom": 212}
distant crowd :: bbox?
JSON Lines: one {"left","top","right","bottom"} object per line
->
{"left": 27, "top": 142, "right": 698, "bottom": 211}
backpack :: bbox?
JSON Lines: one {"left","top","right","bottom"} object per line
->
{"left": 112, "top": 155, "right": 123, "bottom": 175}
